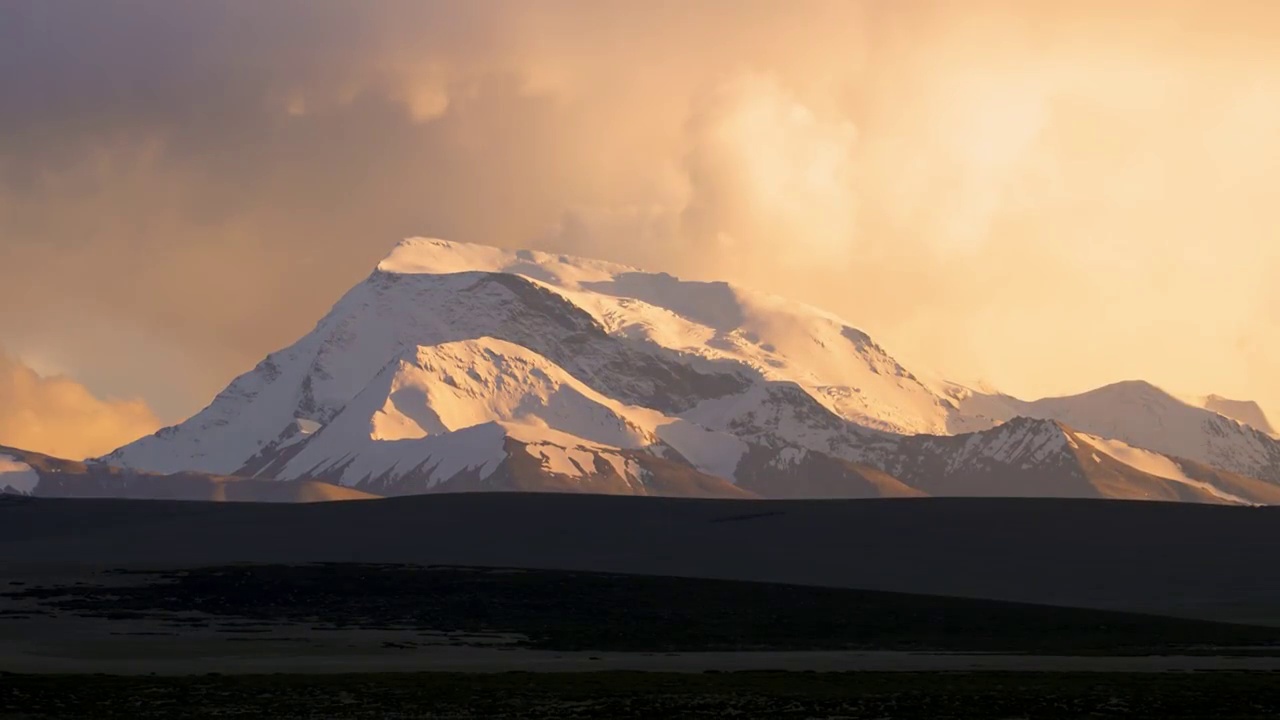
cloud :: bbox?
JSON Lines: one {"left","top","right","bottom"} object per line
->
{"left": 681, "top": 75, "right": 861, "bottom": 268}
{"left": 1, "top": 0, "right": 1279, "bottom": 422}
{"left": 0, "top": 350, "right": 160, "bottom": 459}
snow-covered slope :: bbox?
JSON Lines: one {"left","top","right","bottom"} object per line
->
{"left": 877, "top": 418, "right": 1276, "bottom": 505}
{"left": 1194, "top": 394, "right": 1277, "bottom": 436}
{"left": 942, "top": 380, "right": 1280, "bottom": 483}
{"left": 252, "top": 338, "right": 750, "bottom": 495}
{"left": 0, "top": 445, "right": 379, "bottom": 502}
{"left": 385, "top": 239, "right": 958, "bottom": 433}
{"left": 99, "top": 238, "right": 1280, "bottom": 503}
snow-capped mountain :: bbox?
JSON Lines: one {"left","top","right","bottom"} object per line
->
{"left": 102, "top": 238, "right": 959, "bottom": 492}
{"left": 1193, "top": 394, "right": 1276, "bottom": 436}
{"left": 882, "top": 418, "right": 1280, "bottom": 505}
{"left": 97, "top": 238, "right": 1280, "bottom": 504}
{"left": 940, "top": 380, "right": 1280, "bottom": 483}
{"left": 1, "top": 445, "right": 378, "bottom": 502}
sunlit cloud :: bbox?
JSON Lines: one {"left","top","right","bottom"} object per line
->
{"left": 0, "top": 349, "right": 161, "bottom": 459}
{"left": 1, "top": 0, "right": 1278, "bottom": 429}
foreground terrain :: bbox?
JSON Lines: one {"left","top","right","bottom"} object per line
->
{"left": 5, "top": 494, "right": 1280, "bottom": 717}
{"left": 4, "top": 562, "right": 1280, "bottom": 717}
{"left": 4, "top": 494, "right": 1279, "bottom": 623}
{"left": 6, "top": 671, "right": 1280, "bottom": 719}
{"left": 4, "top": 563, "right": 1279, "bottom": 674}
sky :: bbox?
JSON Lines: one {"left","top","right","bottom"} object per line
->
{"left": 2, "top": 0, "right": 1279, "bottom": 458}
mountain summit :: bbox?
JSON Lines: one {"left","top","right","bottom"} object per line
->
{"left": 93, "top": 238, "right": 1280, "bottom": 504}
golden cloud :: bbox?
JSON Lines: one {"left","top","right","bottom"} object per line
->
{"left": 0, "top": 351, "right": 160, "bottom": 459}
{"left": 1, "top": 1, "right": 1278, "bottom": 421}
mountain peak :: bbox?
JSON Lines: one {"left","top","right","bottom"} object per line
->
{"left": 1200, "top": 394, "right": 1276, "bottom": 435}
{"left": 375, "top": 237, "right": 637, "bottom": 282}
{"left": 1086, "top": 379, "right": 1179, "bottom": 402}
{"left": 376, "top": 237, "right": 513, "bottom": 275}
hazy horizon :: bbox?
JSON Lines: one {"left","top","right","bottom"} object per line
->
{"left": 3, "top": 0, "right": 1279, "bottom": 458}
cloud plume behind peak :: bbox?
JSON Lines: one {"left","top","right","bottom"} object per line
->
{"left": 2, "top": 0, "right": 1278, "bottom": 425}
